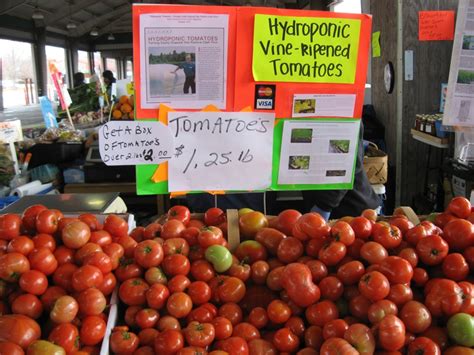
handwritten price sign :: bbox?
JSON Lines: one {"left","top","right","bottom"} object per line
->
{"left": 99, "top": 121, "right": 174, "bottom": 166}
{"left": 0, "top": 120, "right": 23, "bottom": 144}
{"left": 167, "top": 112, "right": 275, "bottom": 192}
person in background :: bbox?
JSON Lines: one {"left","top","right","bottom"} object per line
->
{"left": 302, "top": 121, "right": 381, "bottom": 220}
{"left": 171, "top": 54, "right": 196, "bottom": 94}
{"left": 73, "top": 72, "right": 85, "bottom": 88}
{"left": 102, "top": 70, "right": 116, "bottom": 100}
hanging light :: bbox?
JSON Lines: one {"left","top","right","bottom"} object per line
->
{"left": 107, "top": 33, "right": 115, "bottom": 41}
{"left": 32, "top": 7, "right": 44, "bottom": 20}
{"left": 66, "top": 22, "right": 77, "bottom": 30}
{"left": 90, "top": 27, "right": 99, "bottom": 36}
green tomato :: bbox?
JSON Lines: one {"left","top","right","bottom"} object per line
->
{"left": 28, "top": 340, "right": 66, "bottom": 355}
{"left": 447, "top": 313, "right": 474, "bottom": 347}
{"left": 205, "top": 245, "right": 233, "bottom": 273}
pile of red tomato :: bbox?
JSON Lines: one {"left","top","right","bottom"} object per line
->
{"left": 0, "top": 197, "right": 474, "bottom": 355}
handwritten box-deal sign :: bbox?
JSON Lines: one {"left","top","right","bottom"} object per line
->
{"left": 419, "top": 11, "right": 455, "bottom": 41}
{"left": 167, "top": 111, "right": 275, "bottom": 192}
{"left": 99, "top": 121, "right": 174, "bottom": 166}
{"left": 0, "top": 120, "right": 23, "bottom": 144}
{"left": 252, "top": 14, "right": 361, "bottom": 84}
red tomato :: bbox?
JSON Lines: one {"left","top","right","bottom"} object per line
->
{"left": 103, "top": 214, "right": 128, "bottom": 239}
{"left": 190, "top": 260, "right": 215, "bottom": 282}
{"left": 235, "top": 240, "right": 267, "bottom": 264}
{"left": 276, "top": 209, "right": 302, "bottom": 236}
{"left": 250, "top": 261, "right": 269, "bottom": 285}
{"left": 318, "top": 241, "right": 346, "bottom": 266}
{"left": 292, "top": 213, "right": 330, "bottom": 241}
{"left": 133, "top": 240, "right": 164, "bottom": 269}
{"left": 447, "top": 196, "right": 472, "bottom": 219}
{"left": 110, "top": 330, "right": 139, "bottom": 354}
{"left": 48, "top": 323, "right": 80, "bottom": 353}
{"left": 322, "top": 319, "right": 349, "bottom": 339}
{"left": 442, "top": 253, "right": 469, "bottom": 280}
{"left": 188, "top": 281, "right": 212, "bottom": 305}
{"left": 358, "top": 271, "right": 390, "bottom": 302}
{"left": 273, "top": 327, "right": 299, "bottom": 352}
{"left": 254, "top": 228, "right": 286, "bottom": 256}
{"left": 421, "top": 326, "right": 448, "bottom": 351}
{"left": 162, "top": 254, "right": 191, "bottom": 276}
{"left": 71, "top": 265, "right": 103, "bottom": 292}
{"left": 218, "top": 303, "right": 243, "bottom": 326}
{"left": 348, "top": 295, "right": 371, "bottom": 322}
{"left": 277, "top": 237, "right": 304, "bottom": 264}
{"left": 89, "top": 230, "right": 112, "bottom": 247}
{"left": 0, "top": 252, "right": 30, "bottom": 282}
{"left": 305, "top": 260, "right": 328, "bottom": 283}
{"left": 398, "top": 248, "right": 418, "bottom": 268}
{"left": 143, "top": 223, "right": 161, "bottom": 240}
{"left": 378, "top": 315, "right": 406, "bottom": 351}
{"left": 319, "top": 276, "right": 344, "bottom": 301}
{"left": 11, "top": 293, "right": 43, "bottom": 319}
{"left": 443, "top": 219, "right": 474, "bottom": 251}
{"left": 103, "top": 242, "right": 124, "bottom": 270}
{"left": 83, "top": 251, "right": 112, "bottom": 274}
{"left": 28, "top": 247, "right": 57, "bottom": 276}
{"left": 387, "top": 283, "right": 413, "bottom": 306}
{"left": 0, "top": 214, "right": 21, "bottom": 241}
{"left": 53, "top": 246, "right": 74, "bottom": 265}
{"left": 248, "top": 339, "right": 277, "bottom": 355}
{"left": 135, "top": 308, "right": 159, "bottom": 329}
{"left": 145, "top": 283, "right": 169, "bottom": 310}
{"left": 267, "top": 300, "right": 291, "bottom": 324}
{"left": 331, "top": 221, "right": 355, "bottom": 246}
{"left": 163, "top": 237, "right": 189, "bottom": 256}
{"left": 98, "top": 272, "right": 117, "bottom": 296}
{"left": 399, "top": 301, "right": 432, "bottom": 334}
{"left": 281, "top": 263, "right": 320, "bottom": 307}
{"left": 304, "top": 325, "right": 324, "bottom": 350}
{"left": 204, "top": 207, "right": 226, "bottom": 226}
{"left": 373, "top": 224, "right": 402, "bottom": 249}
{"left": 416, "top": 235, "right": 449, "bottom": 265}
{"left": 217, "top": 336, "right": 249, "bottom": 355}
{"left": 337, "top": 260, "right": 365, "bottom": 285}
{"left": 7, "top": 236, "right": 34, "bottom": 256}
{"left": 75, "top": 243, "right": 103, "bottom": 265}
{"left": 62, "top": 221, "right": 91, "bottom": 249}
{"left": 22, "top": 205, "right": 47, "bottom": 232}
{"left": 228, "top": 262, "right": 251, "bottom": 282}
{"left": 360, "top": 241, "right": 387, "bottom": 265}
{"left": 168, "top": 275, "right": 191, "bottom": 293}
{"left": 0, "top": 314, "right": 41, "bottom": 349}
{"left": 239, "top": 212, "right": 269, "bottom": 239}
{"left": 78, "top": 287, "right": 106, "bottom": 316}
{"left": 218, "top": 277, "right": 246, "bottom": 304}
{"left": 35, "top": 210, "right": 59, "bottom": 235}
{"left": 379, "top": 256, "right": 413, "bottom": 284}
{"left": 80, "top": 315, "right": 106, "bottom": 346}
{"left": 212, "top": 316, "right": 233, "bottom": 340}
{"left": 306, "top": 301, "right": 339, "bottom": 327}
{"left": 119, "top": 278, "right": 149, "bottom": 306}
{"left": 407, "top": 337, "right": 441, "bottom": 355}
{"left": 161, "top": 220, "right": 186, "bottom": 240}
{"left": 40, "top": 286, "right": 67, "bottom": 312}
{"left": 31, "top": 233, "right": 56, "bottom": 252}
{"left": 180, "top": 227, "right": 200, "bottom": 247}
{"left": 367, "top": 299, "right": 398, "bottom": 324}
{"left": 19, "top": 269, "right": 48, "bottom": 295}
{"left": 167, "top": 292, "right": 193, "bottom": 318}
{"left": 389, "top": 216, "right": 414, "bottom": 235}
{"left": 154, "top": 329, "right": 184, "bottom": 354}
{"left": 79, "top": 213, "right": 101, "bottom": 232}
{"left": 115, "top": 259, "right": 143, "bottom": 282}
{"left": 248, "top": 307, "right": 268, "bottom": 330}
{"left": 168, "top": 205, "right": 191, "bottom": 225}
{"left": 184, "top": 321, "right": 216, "bottom": 347}
{"left": 198, "top": 226, "right": 224, "bottom": 248}
{"left": 50, "top": 295, "right": 78, "bottom": 323}
{"left": 349, "top": 216, "right": 372, "bottom": 240}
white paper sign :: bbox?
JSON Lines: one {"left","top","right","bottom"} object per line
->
{"left": 99, "top": 121, "right": 174, "bottom": 166}
{"left": 0, "top": 120, "right": 23, "bottom": 143}
{"left": 278, "top": 119, "right": 360, "bottom": 185}
{"left": 167, "top": 112, "right": 275, "bottom": 192}
{"left": 292, "top": 94, "right": 356, "bottom": 118}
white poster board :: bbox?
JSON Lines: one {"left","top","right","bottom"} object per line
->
{"left": 444, "top": 0, "right": 474, "bottom": 127}
{"left": 99, "top": 121, "right": 174, "bottom": 166}
{"left": 292, "top": 94, "right": 356, "bottom": 118}
{"left": 0, "top": 120, "right": 23, "bottom": 144}
{"left": 167, "top": 112, "right": 275, "bottom": 192}
{"left": 139, "top": 13, "right": 228, "bottom": 110}
{"left": 277, "top": 119, "right": 360, "bottom": 185}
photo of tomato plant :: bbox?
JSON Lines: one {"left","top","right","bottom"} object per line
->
{"left": 329, "top": 140, "right": 350, "bottom": 154}
{"left": 288, "top": 156, "right": 310, "bottom": 170}
{"left": 290, "top": 128, "right": 313, "bottom": 143}
{"left": 293, "top": 99, "right": 316, "bottom": 114}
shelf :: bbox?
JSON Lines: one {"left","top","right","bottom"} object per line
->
{"left": 411, "top": 129, "right": 449, "bottom": 149}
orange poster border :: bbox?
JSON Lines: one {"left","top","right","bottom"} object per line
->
{"left": 132, "top": 4, "right": 237, "bottom": 119}
{"left": 233, "top": 7, "right": 372, "bottom": 118}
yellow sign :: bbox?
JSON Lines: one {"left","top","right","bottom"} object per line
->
{"left": 252, "top": 14, "right": 361, "bottom": 84}
{"left": 372, "top": 31, "right": 381, "bottom": 58}
{"left": 126, "top": 82, "right": 134, "bottom": 95}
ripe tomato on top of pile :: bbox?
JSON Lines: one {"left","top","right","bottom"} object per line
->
{"left": 0, "top": 197, "right": 474, "bottom": 354}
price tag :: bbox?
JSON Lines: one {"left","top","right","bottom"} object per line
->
{"left": 0, "top": 120, "right": 23, "bottom": 144}
{"left": 167, "top": 111, "right": 275, "bottom": 192}
{"left": 99, "top": 121, "right": 174, "bottom": 166}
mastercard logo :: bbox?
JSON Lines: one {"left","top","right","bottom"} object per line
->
{"left": 258, "top": 86, "right": 273, "bottom": 97}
